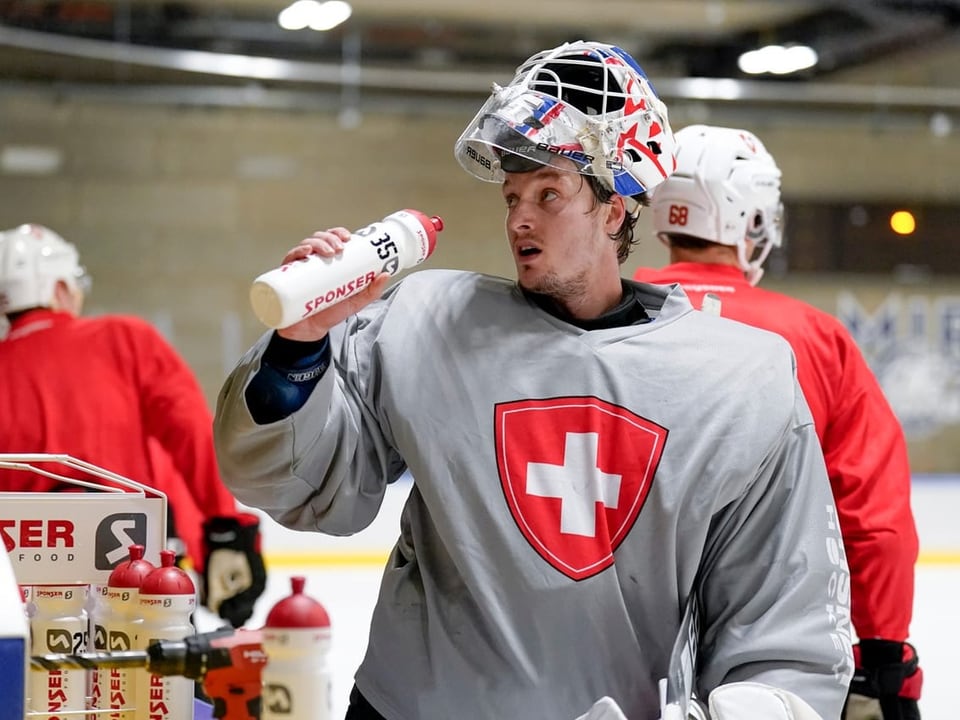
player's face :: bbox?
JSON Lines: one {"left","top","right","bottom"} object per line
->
{"left": 502, "top": 163, "right": 625, "bottom": 318}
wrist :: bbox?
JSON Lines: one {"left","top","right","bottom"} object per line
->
{"left": 277, "top": 326, "right": 330, "bottom": 342}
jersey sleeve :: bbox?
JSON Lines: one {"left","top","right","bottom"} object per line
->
{"left": 696, "top": 371, "right": 854, "bottom": 720}
{"left": 130, "top": 322, "right": 241, "bottom": 519}
{"left": 816, "top": 323, "right": 918, "bottom": 641}
{"left": 213, "top": 292, "right": 404, "bottom": 535}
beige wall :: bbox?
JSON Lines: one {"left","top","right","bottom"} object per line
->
{"left": 1, "top": 91, "right": 958, "bottom": 470}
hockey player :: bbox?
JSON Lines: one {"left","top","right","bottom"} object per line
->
{"left": 0, "top": 223, "right": 266, "bottom": 627}
{"left": 214, "top": 42, "right": 852, "bottom": 719}
{"left": 635, "top": 124, "right": 922, "bottom": 720}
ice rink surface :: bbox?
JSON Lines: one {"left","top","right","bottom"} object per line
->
{"left": 198, "top": 476, "right": 960, "bottom": 720}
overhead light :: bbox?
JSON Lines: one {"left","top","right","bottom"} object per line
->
{"left": 737, "top": 44, "right": 818, "bottom": 76}
{"left": 1, "top": 145, "right": 62, "bottom": 175}
{"left": 278, "top": 0, "right": 352, "bottom": 32}
{"left": 929, "top": 112, "right": 952, "bottom": 138}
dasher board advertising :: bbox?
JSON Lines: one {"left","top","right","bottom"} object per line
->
{"left": 0, "top": 454, "right": 167, "bottom": 586}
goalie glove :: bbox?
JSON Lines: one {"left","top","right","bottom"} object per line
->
{"left": 201, "top": 513, "right": 267, "bottom": 627}
{"left": 707, "top": 682, "right": 823, "bottom": 720}
{"left": 844, "top": 640, "right": 922, "bottom": 720}
{"left": 574, "top": 696, "right": 628, "bottom": 720}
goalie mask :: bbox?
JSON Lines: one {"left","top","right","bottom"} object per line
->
{"left": 651, "top": 124, "right": 784, "bottom": 285}
{"left": 0, "top": 223, "right": 90, "bottom": 314}
{"left": 454, "top": 40, "right": 677, "bottom": 204}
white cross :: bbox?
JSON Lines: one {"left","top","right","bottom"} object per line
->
{"left": 525, "top": 432, "right": 622, "bottom": 537}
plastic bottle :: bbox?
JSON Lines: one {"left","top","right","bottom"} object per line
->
{"left": 19, "top": 584, "right": 35, "bottom": 711}
{"left": 261, "top": 576, "right": 332, "bottom": 720}
{"left": 135, "top": 549, "right": 196, "bottom": 720}
{"left": 29, "top": 583, "right": 89, "bottom": 717}
{"left": 92, "top": 544, "right": 156, "bottom": 719}
{"left": 249, "top": 208, "right": 444, "bottom": 329}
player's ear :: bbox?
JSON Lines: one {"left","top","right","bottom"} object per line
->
{"left": 605, "top": 194, "right": 627, "bottom": 235}
{"left": 52, "top": 279, "right": 82, "bottom": 315}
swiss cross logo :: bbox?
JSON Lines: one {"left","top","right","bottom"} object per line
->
{"left": 495, "top": 397, "right": 667, "bottom": 580}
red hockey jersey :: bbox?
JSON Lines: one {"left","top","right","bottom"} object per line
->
{"left": 635, "top": 262, "right": 918, "bottom": 641}
{"left": 0, "top": 309, "right": 239, "bottom": 568}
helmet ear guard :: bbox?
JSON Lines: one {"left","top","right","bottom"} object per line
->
{"left": 454, "top": 40, "right": 677, "bottom": 200}
{"left": 650, "top": 124, "right": 783, "bottom": 285}
{"left": 0, "top": 223, "right": 89, "bottom": 314}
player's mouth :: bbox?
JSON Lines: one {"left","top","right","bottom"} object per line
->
{"left": 516, "top": 243, "right": 542, "bottom": 259}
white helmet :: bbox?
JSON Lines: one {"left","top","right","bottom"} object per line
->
{"left": 651, "top": 124, "right": 784, "bottom": 285}
{"left": 0, "top": 223, "right": 89, "bottom": 314}
{"left": 454, "top": 40, "right": 677, "bottom": 202}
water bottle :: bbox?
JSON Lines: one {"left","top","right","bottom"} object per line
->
{"left": 261, "top": 576, "right": 332, "bottom": 720}
{"left": 29, "top": 584, "right": 89, "bottom": 718}
{"left": 92, "top": 544, "right": 156, "bottom": 718}
{"left": 249, "top": 208, "right": 444, "bottom": 329}
{"left": 135, "top": 550, "right": 196, "bottom": 720}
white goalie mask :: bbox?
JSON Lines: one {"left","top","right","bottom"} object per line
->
{"left": 454, "top": 40, "right": 677, "bottom": 204}
{"left": 0, "top": 223, "right": 90, "bottom": 314}
{"left": 650, "top": 125, "right": 784, "bottom": 285}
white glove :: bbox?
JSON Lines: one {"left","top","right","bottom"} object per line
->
{"left": 574, "top": 696, "right": 628, "bottom": 720}
{"left": 707, "top": 682, "right": 823, "bottom": 720}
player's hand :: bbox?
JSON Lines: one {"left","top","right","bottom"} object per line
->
{"left": 276, "top": 228, "right": 392, "bottom": 342}
{"left": 844, "top": 641, "right": 922, "bottom": 720}
{"left": 200, "top": 513, "right": 267, "bottom": 627}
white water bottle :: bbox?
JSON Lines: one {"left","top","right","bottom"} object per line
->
{"left": 29, "top": 584, "right": 89, "bottom": 717}
{"left": 261, "top": 576, "right": 332, "bottom": 720}
{"left": 92, "top": 544, "right": 156, "bottom": 718}
{"left": 250, "top": 208, "right": 444, "bottom": 329}
{"left": 135, "top": 550, "right": 196, "bottom": 720}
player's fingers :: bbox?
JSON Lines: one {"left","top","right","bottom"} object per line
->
{"left": 338, "top": 273, "right": 391, "bottom": 317}
{"left": 281, "top": 228, "right": 350, "bottom": 263}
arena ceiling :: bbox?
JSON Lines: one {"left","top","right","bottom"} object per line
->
{"left": 0, "top": 0, "right": 959, "bottom": 112}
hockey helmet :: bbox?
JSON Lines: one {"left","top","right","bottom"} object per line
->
{"left": 454, "top": 40, "right": 677, "bottom": 202}
{"left": 650, "top": 124, "right": 784, "bottom": 285}
{"left": 0, "top": 223, "right": 89, "bottom": 314}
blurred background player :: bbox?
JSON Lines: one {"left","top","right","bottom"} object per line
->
{"left": 0, "top": 222, "right": 266, "bottom": 627}
{"left": 215, "top": 41, "right": 850, "bottom": 720}
{"left": 634, "top": 124, "right": 922, "bottom": 720}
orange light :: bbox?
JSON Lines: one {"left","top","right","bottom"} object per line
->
{"left": 890, "top": 210, "right": 916, "bottom": 235}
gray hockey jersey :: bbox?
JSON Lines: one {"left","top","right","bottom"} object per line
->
{"left": 214, "top": 269, "right": 853, "bottom": 720}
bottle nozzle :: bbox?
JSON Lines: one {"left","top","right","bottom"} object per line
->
{"left": 430, "top": 216, "right": 444, "bottom": 232}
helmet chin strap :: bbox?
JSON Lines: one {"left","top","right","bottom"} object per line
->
{"left": 745, "top": 265, "right": 765, "bottom": 286}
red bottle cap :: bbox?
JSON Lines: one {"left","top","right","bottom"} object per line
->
{"left": 107, "top": 544, "right": 157, "bottom": 589}
{"left": 139, "top": 549, "right": 195, "bottom": 596}
{"left": 264, "top": 576, "right": 330, "bottom": 629}
{"left": 403, "top": 209, "right": 444, "bottom": 257}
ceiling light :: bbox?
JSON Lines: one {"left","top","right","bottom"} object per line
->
{"left": 929, "top": 112, "right": 952, "bottom": 138}
{"left": 1, "top": 145, "right": 62, "bottom": 175}
{"left": 278, "top": 0, "right": 352, "bottom": 32}
{"left": 310, "top": 1, "right": 352, "bottom": 31}
{"left": 738, "top": 44, "right": 818, "bottom": 76}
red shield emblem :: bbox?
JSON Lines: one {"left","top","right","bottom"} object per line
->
{"left": 495, "top": 397, "right": 667, "bottom": 580}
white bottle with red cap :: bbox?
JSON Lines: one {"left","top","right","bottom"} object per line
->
{"left": 92, "top": 544, "right": 156, "bottom": 719}
{"left": 249, "top": 208, "right": 444, "bottom": 329}
{"left": 261, "top": 575, "right": 332, "bottom": 720}
{"left": 135, "top": 549, "right": 196, "bottom": 720}
{"left": 28, "top": 583, "right": 89, "bottom": 716}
